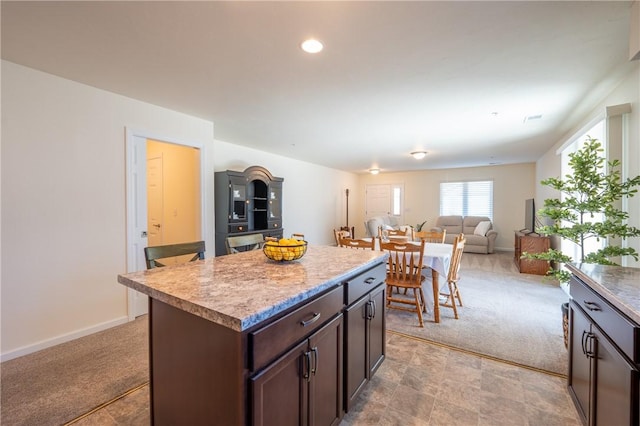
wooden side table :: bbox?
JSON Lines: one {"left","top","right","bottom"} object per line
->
{"left": 514, "top": 231, "right": 550, "bottom": 275}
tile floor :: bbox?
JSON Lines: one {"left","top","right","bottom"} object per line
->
{"left": 69, "top": 332, "right": 581, "bottom": 426}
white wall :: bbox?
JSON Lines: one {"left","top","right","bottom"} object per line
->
{"left": 536, "top": 61, "right": 640, "bottom": 267}
{"left": 213, "top": 140, "right": 358, "bottom": 247}
{"left": 355, "top": 163, "right": 536, "bottom": 251}
{"left": 1, "top": 61, "right": 215, "bottom": 359}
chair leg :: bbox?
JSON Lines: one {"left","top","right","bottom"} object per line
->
{"left": 413, "top": 288, "right": 424, "bottom": 327}
{"left": 453, "top": 282, "right": 463, "bottom": 306}
{"left": 448, "top": 281, "right": 458, "bottom": 319}
{"left": 418, "top": 287, "right": 428, "bottom": 313}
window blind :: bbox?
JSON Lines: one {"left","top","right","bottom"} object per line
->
{"left": 440, "top": 180, "right": 493, "bottom": 220}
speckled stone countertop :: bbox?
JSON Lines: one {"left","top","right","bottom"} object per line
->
{"left": 118, "top": 245, "right": 387, "bottom": 332}
{"left": 567, "top": 263, "right": 640, "bottom": 324}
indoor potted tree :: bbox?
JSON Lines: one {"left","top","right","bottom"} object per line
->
{"left": 524, "top": 137, "right": 640, "bottom": 347}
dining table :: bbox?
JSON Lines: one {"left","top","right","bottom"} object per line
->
{"left": 364, "top": 238, "right": 453, "bottom": 323}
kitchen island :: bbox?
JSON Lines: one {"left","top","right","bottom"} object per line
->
{"left": 118, "top": 245, "right": 387, "bottom": 425}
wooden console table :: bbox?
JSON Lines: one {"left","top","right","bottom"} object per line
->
{"left": 514, "top": 231, "right": 550, "bottom": 275}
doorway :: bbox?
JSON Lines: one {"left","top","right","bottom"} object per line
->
{"left": 365, "top": 183, "right": 404, "bottom": 224}
{"left": 125, "top": 129, "right": 204, "bottom": 319}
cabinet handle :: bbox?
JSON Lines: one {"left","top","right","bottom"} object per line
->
{"left": 586, "top": 332, "right": 596, "bottom": 359}
{"left": 583, "top": 300, "right": 602, "bottom": 312}
{"left": 303, "top": 351, "right": 312, "bottom": 382}
{"left": 370, "top": 300, "right": 376, "bottom": 319}
{"left": 300, "top": 312, "right": 321, "bottom": 327}
{"left": 311, "top": 346, "right": 319, "bottom": 376}
{"left": 364, "top": 277, "right": 376, "bottom": 285}
{"left": 581, "top": 330, "right": 588, "bottom": 356}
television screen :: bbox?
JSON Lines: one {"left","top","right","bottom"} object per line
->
{"left": 524, "top": 198, "right": 535, "bottom": 233}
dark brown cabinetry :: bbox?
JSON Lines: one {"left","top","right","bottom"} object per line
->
{"left": 514, "top": 231, "right": 550, "bottom": 275}
{"left": 344, "top": 263, "right": 386, "bottom": 411}
{"left": 568, "top": 275, "right": 639, "bottom": 426}
{"left": 251, "top": 314, "right": 344, "bottom": 426}
{"left": 215, "top": 166, "right": 283, "bottom": 255}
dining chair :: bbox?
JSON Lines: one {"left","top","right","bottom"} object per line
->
{"left": 415, "top": 229, "right": 446, "bottom": 243}
{"left": 439, "top": 233, "right": 466, "bottom": 319}
{"left": 144, "top": 240, "right": 205, "bottom": 269}
{"left": 378, "top": 226, "right": 412, "bottom": 240}
{"left": 334, "top": 229, "right": 351, "bottom": 245}
{"left": 337, "top": 236, "right": 375, "bottom": 250}
{"left": 225, "top": 233, "right": 265, "bottom": 254}
{"left": 379, "top": 239, "right": 428, "bottom": 327}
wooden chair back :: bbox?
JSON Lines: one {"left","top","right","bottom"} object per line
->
{"left": 439, "top": 233, "right": 466, "bottom": 319}
{"left": 144, "top": 241, "right": 205, "bottom": 269}
{"left": 225, "top": 233, "right": 265, "bottom": 254}
{"left": 415, "top": 229, "right": 446, "bottom": 243}
{"left": 337, "top": 237, "right": 375, "bottom": 250}
{"left": 379, "top": 239, "right": 428, "bottom": 326}
{"left": 378, "top": 226, "right": 411, "bottom": 239}
{"left": 333, "top": 229, "right": 351, "bottom": 245}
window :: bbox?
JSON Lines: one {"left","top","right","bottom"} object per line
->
{"left": 440, "top": 180, "right": 493, "bottom": 220}
{"left": 560, "top": 119, "right": 606, "bottom": 261}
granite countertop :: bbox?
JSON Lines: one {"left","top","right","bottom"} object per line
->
{"left": 567, "top": 263, "right": 640, "bottom": 324}
{"left": 118, "top": 244, "right": 387, "bottom": 332}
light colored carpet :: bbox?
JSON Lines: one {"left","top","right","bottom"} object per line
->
{"left": 0, "top": 315, "right": 148, "bottom": 426}
{"left": 385, "top": 251, "right": 568, "bottom": 376}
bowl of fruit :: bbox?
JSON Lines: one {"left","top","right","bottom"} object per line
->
{"left": 263, "top": 238, "right": 307, "bottom": 262}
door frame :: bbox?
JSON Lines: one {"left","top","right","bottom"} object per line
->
{"left": 125, "top": 127, "right": 206, "bottom": 320}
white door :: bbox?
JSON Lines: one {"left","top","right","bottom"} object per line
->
{"left": 147, "top": 155, "right": 164, "bottom": 247}
{"left": 128, "top": 134, "right": 150, "bottom": 317}
{"left": 365, "top": 183, "right": 404, "bottom": 224}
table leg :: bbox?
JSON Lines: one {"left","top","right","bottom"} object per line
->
{"left": 431, "top": 269, "right": 440, "bottom": 323}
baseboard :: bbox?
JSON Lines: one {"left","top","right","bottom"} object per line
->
{"left": 494, "top": 247, "right": 514, "bottom": 252}
{"left": 0, "top": 316, "right": 130, "bottom": 362}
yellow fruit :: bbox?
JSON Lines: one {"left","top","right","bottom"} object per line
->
{"left": 283, "top": 251, "right": 294, "bottom": 261}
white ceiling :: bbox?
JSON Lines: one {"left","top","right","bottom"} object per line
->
{"left": 1, "top": 1, "right": 636, "bottom": 173}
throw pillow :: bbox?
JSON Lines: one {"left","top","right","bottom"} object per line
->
{"left": 474, "top": 221, "right": 492, "bottom": 236}
{"left": 383, "top": 224, "right": 395, "bottom": 231}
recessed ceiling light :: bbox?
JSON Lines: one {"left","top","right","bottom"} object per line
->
{"left": 301, "top": 39, "right": 323, "bottom": 54}
{"left": 523, "top": 114, "right": 542, "bottom": 123}
{"left": 410, "top": 151, "right": 427, "bottom": 160}
{"left": 369, "top": 168, "right": 380, "bottom": 175}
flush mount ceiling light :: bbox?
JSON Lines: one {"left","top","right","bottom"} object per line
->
{"left": 369, "top": 168, "right": 380, "bottom": 175}
{"left": 301, "top": 39, "right": 323, "bottom": 53}
{"left": 410, "top": 151, "right": 427, "bottom": 160}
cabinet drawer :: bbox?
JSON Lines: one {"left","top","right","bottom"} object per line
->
{"left": 250, "top": 286, "right": 343, "bottom": 372}
{"left": 345, "top": 263, "right": 386, "bottom": 306}
{"left": 571, "top": 276, "right": 640, "bottom": 362}
{"left": 267, "top": 221, "right": 281, "bottom": 230}
{"left": 229, "top": 224, "right": 248, "bottom": 233}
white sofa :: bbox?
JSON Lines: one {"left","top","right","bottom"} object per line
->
{"left": 431, "top": 215, "right": 498, "bottom": 254}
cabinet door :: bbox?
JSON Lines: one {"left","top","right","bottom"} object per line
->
{"left": 344, "top": 296, "right": 368, "bottom": 411}
{"left": 592, "top": 325, "right": 638, "bottom": 426}
{"left": 368, "top": 285, "right": 386, "bottom": 377}
{"left": 230, "top": 177, "right": 247, "bottom": 223}
{"left": 568, "top": 302, "right": 591, "bottom": 424}
{"left": 308, "top": 314, "right": 344, "bottom": 426}
{"left": 268, "top": 182, "right": 282, "bottom": 221}
{"left": 251, "top": 340, "right": 308, "bottom": 426}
